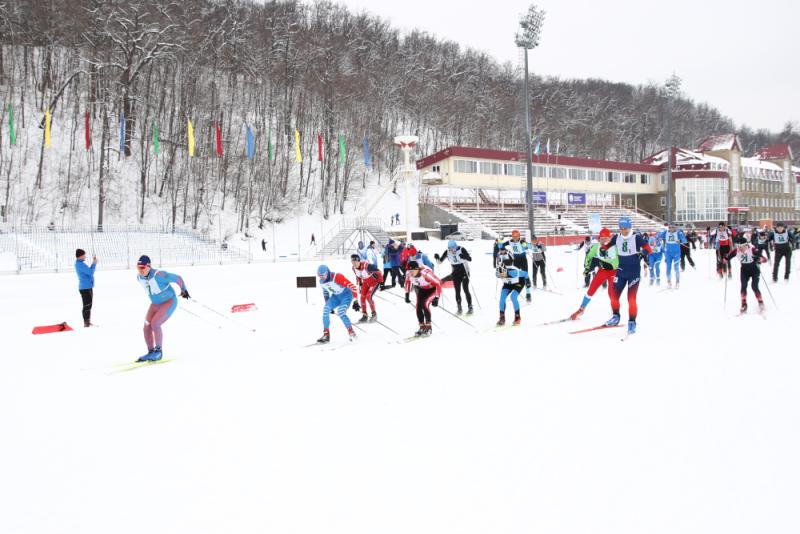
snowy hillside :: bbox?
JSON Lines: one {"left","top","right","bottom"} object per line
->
{"left": 2, "top": 243, "right": 799, "bottom": 534}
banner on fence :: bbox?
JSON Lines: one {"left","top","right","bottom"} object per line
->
{"left": 568, "top": 192, "right": 586, "bottom": 205}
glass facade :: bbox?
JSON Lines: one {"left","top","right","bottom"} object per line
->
{"left": 675, "top": 178, "right": 728, "bottom": 222}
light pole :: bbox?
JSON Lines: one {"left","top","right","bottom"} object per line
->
{"left": 516, "top": 4, "right": 545, "bottom": 238}
{"left": 665, "top": 74, "right": 681, "bottom": 225}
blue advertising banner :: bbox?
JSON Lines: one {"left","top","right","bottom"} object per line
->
{"left": 532, "top": 191, "right": 547, "bottom": 205}
{"left": 568, "top": 192, "right": 586, "bottom": 205}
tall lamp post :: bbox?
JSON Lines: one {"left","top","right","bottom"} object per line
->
{"left": 515, "top": 5, "right": 545, "bottom": 238}
{"left": 664, "top": 74, "right": 681, "bottom": 225}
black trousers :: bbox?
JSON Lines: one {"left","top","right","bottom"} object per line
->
{"left": 383, "top": 266, "right": 402, "bottom": 287}
{"left": 740, "top": 267, "right": 761, "bottom": 298}
{"left": 773, "top": 247, "right": 792, "bottom": 280}
{"left": 442, "top": 272, "right": 471, "bottom": 307}
{"left": 717, "top": 245, "right": 731, "bottom": 274}
{"left": 79, "top": 288, "right": 93, "bottom": 325}
{"left": 530, "top": 259, "right": 546, "bottom": 286}
{"left": 415, "top": 286, "right": 436, "bottom": 324}
{"left": 680, "top": 247, "right": 695, "bottom": 270}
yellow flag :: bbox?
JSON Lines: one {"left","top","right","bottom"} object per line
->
{"left": 44, "top": 109, "right": 52, "bottom": 147}
{"left": 187, "top": 118, "right": 195, "bottom": 157}
{"left": 294, "top": 129, "right": 302, "bottom": 163}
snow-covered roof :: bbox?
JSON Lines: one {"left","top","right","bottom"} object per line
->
{"left": 642, "top": 148, "right": 729, "bottom": 169}
{"left": 741, "top": 156, "right": 784, "bottom": 180}
{"left": 756, "top": 144, "right": 794, "bottom": 161}
{"left": 696, "top": 134, "right": 742, "bottom": 153}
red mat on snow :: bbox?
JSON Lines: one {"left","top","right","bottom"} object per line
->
{"left": 441, "top": 280, "right": 454, "bottom": 289}
{"left": 32, "top": 322, "right": 73, "bottom": 335}
{"left": 231, "top": 303, "right": 257, "bottom": 313}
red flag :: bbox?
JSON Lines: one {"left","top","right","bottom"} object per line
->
{"left": 317, "top": 133, "right": 323, "bottom": 161}
{"left": 215, "top": 123, "right": 223, "bottom": 156}
{"left": 84, "top": 111, "right": 91, "bottom": 150}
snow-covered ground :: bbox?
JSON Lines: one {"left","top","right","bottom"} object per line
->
{"left": 2, "top": 243, "right": 799, "bottom": 534}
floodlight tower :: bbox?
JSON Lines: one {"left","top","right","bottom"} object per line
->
{"left": 394, "top": 135, "right": 419, "bottom": 242}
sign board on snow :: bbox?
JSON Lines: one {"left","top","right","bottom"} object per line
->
{"left": 527, "top": 191, "right": 547, "bottom": 205}
{"left": 568, "top": 192, "right": 586, "bottom": 205}
{"left": 588, "top": 213, "right": 602, "bottom": 233}
{"left": 296, "top": 276, "right": 317, "bottom": 288}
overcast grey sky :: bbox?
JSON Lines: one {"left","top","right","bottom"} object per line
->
{"left": 331, "top": 0, "right": 797, "bottom": 132}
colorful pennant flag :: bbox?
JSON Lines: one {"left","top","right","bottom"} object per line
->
{"left": 8, "top": 105, "right": 16, "bottom": 146}
{"left": 84, "top": 111, "right": 91, "bottom": 150}
{"left": 44, "top": 109, "right": 51, "bottom": 147}
{"left": 119, "top": 113, "right": 126, "bottom": 154}
{"left": 215, "top": 123, "right": 223, "bottom": 157}
{"left": 363, "top": 136, "right": 370, "bottom": 167}
{"left": 546, "top": 138, "right": 551, "bottom": 155}
{"left": 246, "top": 126, "right": 254, "bottom": 160}
{"left": 187, "top": 118, "right": 195, "bottom": 157}
{"left": 338, "top": 134, "right": 345, "bottom": 164}
{"left": 533, "top": 139, "right": 540, "bottom": 156}
{"left": 555, "top": 139, "right": 560, "bottom": 155}
{"left": 294, "top": 129, "right": 302, "bottom": 162}
{"left": 153, "top": 121, "right": 159, "bottom": 156}
{"left": 317, "top": 133, "right": 323, "bottom": 161}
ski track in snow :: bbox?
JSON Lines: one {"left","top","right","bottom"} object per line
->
{"left": 1, "top": 244, "right": 799, "bottom": 534}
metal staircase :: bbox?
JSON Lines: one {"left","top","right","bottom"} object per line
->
{"left": 316, "top": 217, "right": 390, "bottom": 258}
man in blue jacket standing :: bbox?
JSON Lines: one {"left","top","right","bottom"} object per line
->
{"left": 74, "top": 248, "right": 97, "bottom": 327}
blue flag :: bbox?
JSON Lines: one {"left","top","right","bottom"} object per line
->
{"left": 363, "top": 136, "right": 370, "bottom": 167}
{"left": 246, "top": 126, "right": 255, "bottom": 160}
{"left": 533, "top": 139, "right": 540, "bottom": 156}
{"left": 119, "top": 113, "right": 126, "bottom": 154}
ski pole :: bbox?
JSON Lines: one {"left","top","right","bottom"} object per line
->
{"left": 467, "top": 277, "right": 482, "bottom": 310}
{"left": 181, "top": 306, "right": 221, "bottom": 329}
{"left": 437, "top": 303, "right": 476, "bottom": 329}
{"left": 188, "top": 297, "right": 256, "bottom": 332}
{"left": 722, "top": 259, "right": 728, "bottom": 311}
{"left": 760, "top": 274, "right": 778, "bottom": 310}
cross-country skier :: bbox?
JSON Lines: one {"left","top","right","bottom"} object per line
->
{"left": 713, "top": 222, "right": 733, "bottom": 278}
{"left": 316, "top": 264, "right": 358, "bottom": 343}
{"left": 752, "top": 230, "right": 771, "bottom": 262}
{"left": 529, "top": 235, "right": 547, "bottom": 289}
{"left": 576, "top": 235, "right": 596, "bottom": 287}
{"left": 496, "top": 247, "right": 528, "bottom": 325}
{"left": 135, "top": 255, "right": 189, "bottom": 362}
{"left": 435, "top": 239, "right": 474, "bottom": 315}
{"left": 606, "top": 217, "right": 651, "bottom": 334}
{"left": 647, "top": 234, "right": 663, "bottom": 286}
{"left": 770, "top": 222, "right": 794, "bottom": 282}
{"left": 500, "top": 229, "right": 533, "bottom": 302}
{"left": 658, "top": 223, "right": 687, "bottom": 288}
{"left": 680, "top": 238, "right": 695, "bottom": 271}
{"left": 351, "top": 254, "right": 384, "bottom": 323}
{"left": 404, "top": 259, "right": 443, "bottom": 337}
{"left": 570, "top": 227, "right": 618, "bottom": 320}
{"left": 726, "top": 236, "right": 765, "bottom": 313}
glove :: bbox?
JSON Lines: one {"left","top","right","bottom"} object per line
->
{"left": 353, "top": 301, "right": 360, "bottom": 312}
{"left": 431, "top": 297, "right": 439, "bottom": 307}
{"left": 434, "top": 253, "right": 440, "bottom": 261}
{"left": 583, "top": 268, "right": 590, "bottom": 277}
{"left": 180, "top": 290, "right": 190, "bottom": 299}
{"left": 760, "top": 256, "right": 767, "bottom": 264}
{"left": 405, "top": 293, "right": 411, "bottom": 304}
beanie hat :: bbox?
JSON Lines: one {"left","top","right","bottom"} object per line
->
{"left": 76, "top": 248, "right": 86, "bottom": 258}
{"left": 137, "top": 255, "right": 151, "bottom": 266}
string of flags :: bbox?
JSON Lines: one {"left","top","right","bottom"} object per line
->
{"left": 6, "top": 105, "right": 376, "bottom": 168}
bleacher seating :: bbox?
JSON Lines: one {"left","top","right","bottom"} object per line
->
{"left": 0, "top": 225, "right": 252, "bottom": 273}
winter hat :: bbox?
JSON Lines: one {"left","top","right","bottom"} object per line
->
{"left": 406, "top": 260, "right": 420, "bottom": 270}
{"left": 76, "top": 248, "right": 86, "bottom": 258}
{"left": 599, "top": 228, "right": 611, "bottom": 238}
{"left": 618, "top": 217, "right": 632, "bottom": 229}
{"left": 350, "top": 254, "right": 361, "bottom": 262}
{"left": 317, "top": 264, "right": 330, "bottom": 280}
{"left": 447, "top": 240, "right": 457, "bottom": 249}
{"left": 137, "top": 255, "right": 151, "bottom": 266}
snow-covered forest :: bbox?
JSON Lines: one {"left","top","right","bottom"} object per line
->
{"left": 0, "top": 0, "right": 797, "bottom": 230}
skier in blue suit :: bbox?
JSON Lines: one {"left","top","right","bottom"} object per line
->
{"left": 607, "top": 217, "right": 651, "bottom": 334}
{"left": 647, "top": 234, "right": 664, "bottom": 286}
{"left": 658, "top": 223, "right": 687, "bottom": 288}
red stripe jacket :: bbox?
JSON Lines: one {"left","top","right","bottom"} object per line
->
{"left": 404, "top": 266, "right": 442, "bottom": 297}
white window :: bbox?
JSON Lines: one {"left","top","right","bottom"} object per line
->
{"left": 623, "top": 173, "right": 636, "bottom": 184}
{"left": 661, "top": 174, "right": 667, "bottom": 185}
{"left": 608, "top": 172, "right": 621, "bottom": 183}
{"left": 533, "top": 165, "right": 547, "bottom": 178}
{"left": 549, "top": 167, "right": 567, "bottom": 179}
{"left": 454, "top": 159, "right": 477, "bottom": 173}
{"left": 568, "top": 168, "right": 586, "bottom": 180}
{"left": 504, "top": 163, "right": 523, "bottom": 176}
{"left": 640, "top": 174, "right": 650, "bottom": 185}
{"left": 588, "top": 170, "right": 603, "bottom": 181}
{"left": 660, "top": 197, "right": 667, "bottom": 207}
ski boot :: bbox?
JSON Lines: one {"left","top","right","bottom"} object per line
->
{"left": 414, "top": 324, "right": 426, "bottom": 337}
{"left": 497, "top": 313, "right": 506, "bottom": 326}
{"left": 656, "top": 278, "right": 661, "bottom": 286}
{"left": 467, "top": 305, "right": 474, "bottom": 315}
{"left": 605, "top": 314, "right": 621, "bottom": 327}
{"left": 138, "top": 346, "right": 162, "bottom": 362}
{"left": 317, "top": 330, "right": 331, "bottom": 344}
{"left": 570, "top": 307, "right": 585, "bottom": 321}
{"left": 421, "top": 324, "right": 432, "bottom": 337}
{"left": 369, "top": 312, "right": 378, "bottom": 323}
{"left": 667, "top": 280, "right": 672, "bottom": 289}
{"left": 456, "top": 304, "right": 463, "bottom": 315}
{"left": 513, "top": 311, "right": 521, "bottom": 326}
{"left": 649, "top": 277, "right": 654, "bottom": 287}
{"left": 627, "top": 321, "right": 636, "bottom": 335}
{"left": 357, "top": 314, "right": 370, "bottom": 324}
{"left": 348, "top": 328, "right": 357, "bottom": 341}
{"left": 675, "top": 281, "right": 680, "bottom": 289}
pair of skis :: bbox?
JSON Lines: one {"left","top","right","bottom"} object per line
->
{"left": 539, "top": 316, "right": 627, "bottom": 337}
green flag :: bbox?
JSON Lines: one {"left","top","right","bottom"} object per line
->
{"left": 152, "top": 121, "right": 159, "bottom": 155}
{"left": 8, "top": 105, "right": 16, "bottom": 146}
{"left": 268, "top": 128, "right": 273, "bottom": 161}
{"left": 338, "top": 134, "right": 345, "bottom": 164}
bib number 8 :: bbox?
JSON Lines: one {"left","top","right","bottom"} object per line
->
{"left": 622, "top": 241, "right": 628, "bottom": 252}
